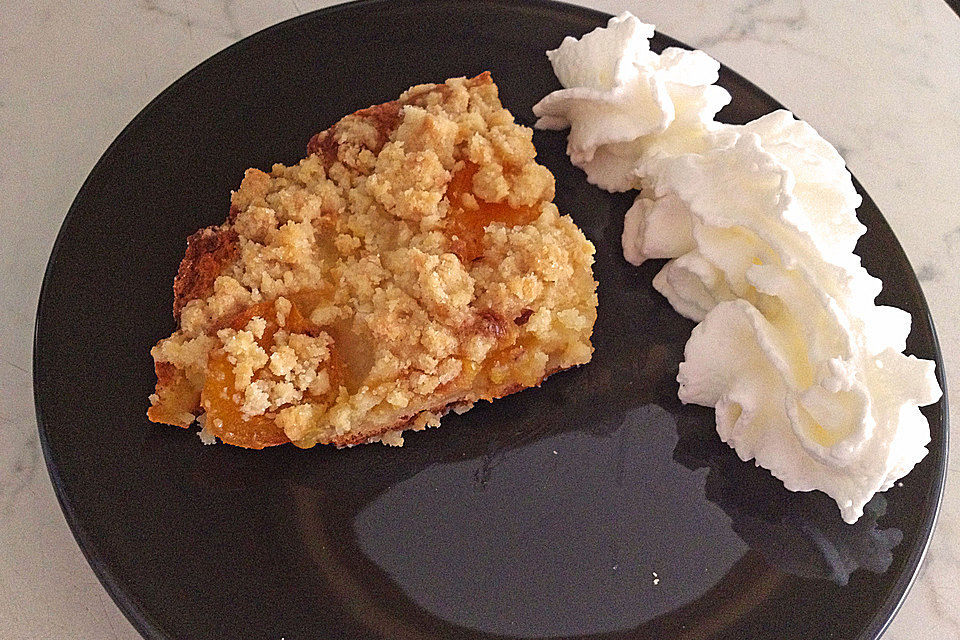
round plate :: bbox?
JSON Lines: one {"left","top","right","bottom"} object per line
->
{"left": 35, "top": 1, "right": 948, "bottom": 638}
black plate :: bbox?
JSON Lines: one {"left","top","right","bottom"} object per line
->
{"left": 35, "top": 1, "right": 948, "bottom": 638}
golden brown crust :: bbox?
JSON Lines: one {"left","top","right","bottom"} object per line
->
{"left": 307, "top": 100, "right": 403, "bottom": 165}
{"left": 305, "top": 72, "right": 493, "bottom": 168}
{"left": 330, "top": 364, "right": 562, "bottom": 448}
{"left": 146, "top": 361, "right": 201, "bottom": 427}
{"left": 172, "top": 227, "right": 238, "bottom": 321}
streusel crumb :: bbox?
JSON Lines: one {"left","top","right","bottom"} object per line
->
{"left": 148, "top": 72, "right": 598, "bottom": 448}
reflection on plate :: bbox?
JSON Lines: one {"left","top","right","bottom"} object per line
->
{"left": 674, "top": 409, "right": 904, "bottom": 586}
{"left": 352, "top": 406, "right": 747, "bottom": 637}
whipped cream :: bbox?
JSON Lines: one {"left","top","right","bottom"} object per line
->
{"left": 533, "top": 13, "right": 730, "bottom": 192}
{"left": 535, "top": 13, "right": 942, "bottom": 523}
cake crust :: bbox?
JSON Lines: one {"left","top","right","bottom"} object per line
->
{"left": 172, "top": 227, "right": 239, "bottom": 321}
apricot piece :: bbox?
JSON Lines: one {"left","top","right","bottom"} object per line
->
{"left": 445, "top": 162, "right": 541, "bottom": 262}
{"left": 201, "top": 352, "right": 290, "bottom": 449}
{"left": 200, "top": 296, "right": 349, "bottom": 448}
{"left": 223, "top": 298, "right": 318, "bottom": 345}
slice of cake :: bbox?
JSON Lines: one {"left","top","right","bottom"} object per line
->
{"left": 148, "top": 72, "right": 598, "bottom": 448}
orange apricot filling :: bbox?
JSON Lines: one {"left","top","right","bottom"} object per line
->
{"left": 445, "top": 162, "right": 542, "bottom": 262}
{"left": 201, "top": 352, "right": 290, "bottom": 449}
{"left": 200, "top": 297, "right": 343, "bottom": 449}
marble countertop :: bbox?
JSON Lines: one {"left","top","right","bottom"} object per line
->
{"left": 1, "top": 0, "right": 957, "bottom": 638}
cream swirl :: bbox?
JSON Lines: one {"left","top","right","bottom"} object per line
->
{"left": 630, "top": 113, "right": 940, "bottom": 522}
{"left": 536, "top": 13, "right": 942, "bottom": 523}
{"left": 532, "top": 12, "right": 730, "bottom": 192}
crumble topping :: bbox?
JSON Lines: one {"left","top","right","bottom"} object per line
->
{"left": 149, "top": 73, "right": 598, "bottom": 448}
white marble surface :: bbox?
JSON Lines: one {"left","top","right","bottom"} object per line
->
{"left": 1, "top": 0, "right": 957, "bottom": 637}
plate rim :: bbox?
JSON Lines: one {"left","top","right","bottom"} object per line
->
{"left": 33, "top": 1, "right": 950, "bottom": 638}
